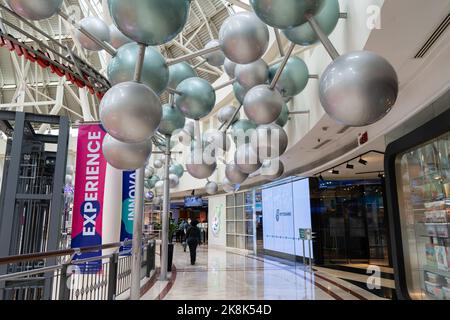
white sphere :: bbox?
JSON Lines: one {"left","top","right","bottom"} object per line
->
{"left": 65, "top": 175, "right": 73, "bottom": 185}
{"left": 75, "top": 17, "right": 110, "bottom": 51}
{"left": 234, "top": 143, "right": 261, "bottom": 174}
{"left": 224, "top": 58, "right": 237, "bottom": 78}
{"left": 102, "top": 134, "right": 152, "bottom": 171}
{"left": 203, "top": 129, "right": 230, "bottom": 152}
{"left": 235, "top": 59, "right": 269, "bottom": 90}
{"left": 100, "top": 82, "right": 162, "bottom": 143}
{"left": 218, "top": 105, "right": 240, "bottom": 124}
{"left": 155, "top": 180, "right": 164, "bottom": 194}
{"left": 251, "top": 124, "right": 288, "bottom": 160}
{"left": 109, "top": 24, "right": 132, "bottom": 49}
{"left": 204, "top": 40, "right": 225, "bottom": 67}
{"left": 261, "top": 159, "right": 285, "bottom": 180}
{"left": 222, "top": 178, "right": 237, "bottom": 193}
{"left": 66, "top": 165, "right": 74, "bottom": 175}
{"left": 225, "top": 162, "right": 249, "bottom": 184}
{"left": 219, "top": 12, "right": 269, "bottom": 64}
{"left": 205, "top": 181, "right": 219, "bottom": 195}
{"left": 244, "top": 85, "right": 284, "bottom": 125}
{"left": 6, "top": 0, "right": 63, "bottom": 20}
{"left": 145, "top": 167, "right": 154, "bottom": 179}
{"left": 169, "top": 174, "right": 180, "bottom": 188}
{"left": 154, "top": 159, "right": 164, "bottom": 169}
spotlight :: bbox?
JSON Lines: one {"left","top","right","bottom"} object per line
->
{"left": 359, "top": 157, "right": 368, "bottom": 165}
{"left": 346, "top": 163, "right": 354, "bottom": 169}
{"left": 378, "top": 172, "right": 385, "bottom": 179}
{"left": 331, "top": 169, "right": 339, "bottom": 175}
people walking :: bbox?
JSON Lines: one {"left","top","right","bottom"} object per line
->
{"left": 185, "top": 219, "right": 201, "bottom": 265}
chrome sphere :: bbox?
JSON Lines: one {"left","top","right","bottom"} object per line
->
{"left": 175, "top": 77, "right": 216, "bottom": 120}
{"left": 158, "top": 104, "right": 186, "bottom": 136}
{"left": 218, "top": 105, "right": 240, "bottom": 124}
{"left": 244, "top": 85, "right": 284, "bottom": 125}
{"left": 269, "top": 57, "right": 309, "bottom": 97}
{"left": 235, "top": 59, "right": 269, "bottom": 90}
{"left": 204, "top": 40, "right": 225, "bottom": 67}
{"left": 283, "top": 0, "right": 339, "bottom": 46}
{"left": 219, "top": 12, "right": 269, "bottom": 64}
{"left": 153, "top": 195, "right": 163, "bottom": 205}
{"left": 205, "top": 181, "right": 219, "bottom": 195}
{"left": 169, "top": 164, "right": 184, "bottom": 178}
{"left": 225, "top": 162, "right": 249, "bottom": 184}
{"left": 145, "top": 175, "right": 160, "bottom": 189}
{"left": 145, "top": 167, "right": 154, "bottom": 179}
{"left": 250, "top": 0, "right": 324, "bottom": 29}
{"left": 224, "top": 58, "right": 237, "bottom": 78}
{"left": 102, "top": 134, "right": 152, "bottom": 171}
{"left": 169, "top": 174, "right": 180, "bottom": 188}
{"left": 66, "top": 165, "right": 74, "bottom": 175}
{"left": 319, "top": 51, "right": 399, "bottom": 127}
{"left": 168, "top": 62, "right": 197, "bottom": 90}
{"left": 75, "top": 17, "right": 110, "bottom": 51}
{"left": 109, "top": 24, "right": 132, "bottom": 49}
{"left": 275, "top": 103, "right": 290, "bottom": 127}
{"left": 234, "top": 144, "right": 261, "bottom": 174}
{"left": 222, "top": 178, "right": 237, "bottom": 193}
{"left": 154, "top": 159, "right": 164, "bottom": 169}
{"left": 186, "top": 162, "right": 217, "bottom": 180}
{"left": 233, "top": 82, "right": 249, "bottom": 105}
{"left": 203, "top": 129, "right": 230, "bottom": 152}
{"left": 108, "top": 0, "right": 190, "bottom": 46}
{"left": 261, "top": 159, "right": 285, "bottom": 180}
{"left": 100, "top": 82, "right": 162, "bottom": 143}
{"left": 6, "top": 0, "right": 63, "bottom": 20}
{"left": 65, "top": 175, "right": 73, "bottom": 185}
{"left": 251, "top": 124, "right": 288, "bottom": 160}
{"left": 107, "top": 44, "right": 169, "bottom": 95}
{"left": 231, "top": 119, "right": 257, "bottom": 144}
{"left": 155, "top": 180, "right": 164, "bottom": 194}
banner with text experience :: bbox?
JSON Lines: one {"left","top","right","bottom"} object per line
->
{"left": 71, "top": 124, "right": 107, "bottom": 273}
{"left": 120, "top": 171, "right": 135, "bottom": 255}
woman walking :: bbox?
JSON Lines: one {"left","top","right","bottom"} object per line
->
{"left": 185, "top": 220, "right": 201, "bottom": 265}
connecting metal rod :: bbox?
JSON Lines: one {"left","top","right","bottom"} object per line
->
{"left": 160, "top": 135, "right": 172, "bottom": 281}
{"left": 309, "top": 74, "right": 319, "bottom": 79}
{"left": 57, "top": 9, "right": 117, "bottom": 56}
{"left": 166, "top": 45, "right": 222, "bottom": 66}
{"left": 226, "top": 0, "right": 252, "bottom": 11}
{"left": 221, "top": 104, "right": 243, "bottom": 131}
{"left": 130, "top": 43, "right": 147, "bottom": 301}
{"left": 274, "top": 28, "right": 285, "bottom": 57}
{"left": 166, "top": 87, "right": 183, "bottom": 96}
{"left": 213, "top": 78, "right": 236, "bottom": 91}
{"left": 289, "top": 110, "right": 310, "bottom": 115}
{"left": 269, "top": 42, "right": 296, "bottom": 90}
{"left": 306, "top": 15, "right": 340, "bottom": 60}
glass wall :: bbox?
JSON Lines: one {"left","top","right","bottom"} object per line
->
{"left": 226, "top": 191, "right": 254, "bottom": 251}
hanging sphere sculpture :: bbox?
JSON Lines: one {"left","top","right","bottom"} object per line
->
{"left": 102, "top": 134, "right": 152, "bottom": 171}
{"left": 283, "top": 0, "right": 339, "bottom": 46}
{"left": 269, "top": 57, "right": 309, "bottom": 98}
{"left": 219, "top": 12, "right": 269, "bottom": 64}
{"left": 244, "top": 85, "right": 284, "bottom": 125}
{"left": 186, "top": 162, "right": 217, "bottom": 180}
{"left": 235, "top": 59, "right": 269, "bottom": 90}
{"left": 158, "top": 104, "right": 186, "bottom": 136}
{"left": 100, "top": 82, "right": 162, "bottom": 143}
{"left": 233, "top": 82, "right": 249, "bottom": 105}
{"left": 107, "top": 44, "right": 169, "bottom": 95}
{"left": 231, "top": 119, "right": 257, "bottom": 144}
{"left": 222, "top": 178, "right": 237, "bottom": 194}
{"left": 66, "top": 165, "right": 74, "bottom": 175}
{"left": 6, "top": 0, "right": 63, "bottom": 21}
{"left": 145, "top": 167, "right": 154, "bottom": 179}
{"left": 218, "top": 105, "right": 240, "bottom": 124}
{"left": 168, "top": 62, "right": 197, "bottom": 90}
{"left": 275, "top": 103, "right": 290, "bottom": 127}
{"left": 224, "top": 58, "right": 237, "bottom": 78}
{"left": 235, "top": 144, "right": 261, "bottom": 174}
{"left": 319, "top": 51, "right": 399, "bottom": 127}
{"left": 108, "top": 0, "right": 190, "bottom": 46}
{"left": 109, "top": 24, "right": 132, "bottom": 49}
{"left": 204, "top": 40, "right": 225, "bottom": 67}
{"left": 203, "top": 129, "right": 230, "bottom": 152}
{"left": 250, "top": 0, "right": 324, "bottom": 29}
{"left": 205, "top": 181, "right": 219, "bottom": 195}
{"left": 65, "top": 175, "right": 73, "bottom": 185}
{"left": 169, "top": 174, "right": 180, "bottom": 188}
{"left": 145, "top": 175, "right": 160, "bottom": 189}
{"left": 154, "top": 159, "right": 164, "bottom": 169}
{"left": 155, "top": 180, "right": 164, "bottom": 194}
{"left": 226, "top": 162, "right": 249, "bottom": 184}
{"left": 170, "top": 164, "right": 184, "bottom": 178}
{"left": 261, "top": 159, "right": 285, "bottom": 180}
{"left": 75, "top": 17, "right": 111, "bottom": 51}
{"left": 251, "top": 124, "right": 288, "bottom": 160}
{"left": 175, "top": 77, "right": 216, "bottom": 120}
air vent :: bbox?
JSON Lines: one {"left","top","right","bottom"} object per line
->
{"left": 313, "top": 139, "right": 331, "bottom": 150}
{"left": 414, "top": 13, "right": 450, "bottom": 59}
{"left": 337, "top": 126, "right": 351, "bottom": 134}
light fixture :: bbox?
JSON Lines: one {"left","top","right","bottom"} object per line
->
{"left": 331, "top": 169, "right": 339, "bottom": 175}
{"left": 359, "top": 157, "right": 368, "bottom": 165}
{"left": 378, "top": 172, "right": 384, "bottom": 179}
{"left": 346, "top": 163, "right": 354, "bottom": 169}
{"left": 319, "top": 174, "right": 325, "bottom": 182}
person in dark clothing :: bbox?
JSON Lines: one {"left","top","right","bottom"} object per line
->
{"left": 185, "top": 220, "right": 201, "bottom": 265}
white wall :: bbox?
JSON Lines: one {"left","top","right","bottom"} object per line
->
{"left": 208, "top": 194, "right": 227, "bottom": 248}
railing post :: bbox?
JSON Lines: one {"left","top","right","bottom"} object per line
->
{"left": 58, "top": 264, "right": 70, "bottom": 300}
{"left": 107, "top": 253, "right": 119, "bottom": 300}
{"left": 146, "top": 240, "right": 156, "bottom": 277}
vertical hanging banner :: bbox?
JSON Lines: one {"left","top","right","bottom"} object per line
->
{"left": 120, "top": 171, "right": 136, "bottom": 254}
{"left": 71, "top": 124, "right": 107, "bottom": 273}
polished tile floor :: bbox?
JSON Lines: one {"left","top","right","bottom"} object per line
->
{"left": 141, "top": 244, "right": 388, "bottom": 300}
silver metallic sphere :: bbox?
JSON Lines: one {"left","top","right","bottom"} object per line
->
{"left": 108, "top": 0, "right": 190, "bottom": 46}
{"left": 169, "top": 164, "right": 184, "bottom": 178}
{"left": 269, "top": 57, "right": 309, "bottom": 97}
{"left": 168, "top": 62, "right": 197, "bottom": 90}
{"left": 234, "top": 143, "right": 261, "bottom": 174}
{"left": 75, "top": 17, "right": 111, "bottom": 51}
{"left": 244, "top": 85, "right": 284, "bottom": 125}
{"left": 145, "top": 175, "right": 160, "bottom": 189}
{"left": 158, "top": 104, "right": 186, "bottom": 136}
{"left": 231, "top": 119, "right": 257, "bottom": 144}
{"left": 204, "top": 40, "right": 225, "bottom": 67}
{"left": 319, "top": 51, "right": 399, "bottom": 127}
{"left": 177, "top": 120, "right": 195, "bottom": 145}
{"left": 235, "top": 59, "right": 269, "bottom": 90}
{"left": 169, "top": 174, "right": 180, "bottom": 189}
{"left": 65, "top": 175, "right": 73, "bottom": 185}
{"left": 155, "top": 180, "right": 164, "bottom": 194}
{"left": 205, "top": 181, "right": 219, "bottom": 195}
{"left": 224, "top": 58, "right": 237, "bottom": 78}
{"left": 175, "top": 77, "right": 216, "bottom": 120}
{"left": 283, "top": 0, "right": 339, "bottom": 46}
{"left": 275, "top": 103, "right": 290, "bottom": 127}
{"left": 6, "top": 0, "right": 63, "bottom": 20}
{"left": 225, "top": 162, "right": 249, "bottom": 184}
{"left": 203, "top": 129, "right": 230, "bottom": 152}
{"left": 186, "top": 162, "right": 217, "bottom": 180}
{"left": 219, "top": 12, "right": 269, "bottom": 64}
{"left": 109, "top": 24, "right": 132, "bottom": 49}
{"left": 100, "top": 82, "right": 162, "bottom": 143}
{"left": 66, "top": 165, "right": 74, "bottom": 175}
{"left": 107, "top": 44, "right": 169, "bottom": 95}
{"left": 233, "top": 82, "right": 249, "bottom": 105}
{"left": 222, "top": 178, "right": 237, "bottom": 193}
{"left": 261, "top": 159, "right": 285, "bottom": 180}
{"left": 145, "top": 167, "right": 154, "bottom": 179}
{"left": 154, "top": 159, "right": 164, "bottom": 169}
{"left": 218, "top": 105, "right": 240, "bottom": 124}
{"left": 251, "top": 124, "right": 288, "bottom": 160}
{"left": 102, "top": 134, "right": 152, "bottom": 171}
{"left": 250, "top": 0, "right": 324, "bottom": 29}
{"left": 153, "top": 195, "right": 163, "bottom": 205}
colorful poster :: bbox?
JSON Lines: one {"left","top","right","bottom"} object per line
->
{"left": 120, "top": 171, "right": 136, "bottom": 254}
{"left": 71, "top": 124, "right": 107, "bottom": 273}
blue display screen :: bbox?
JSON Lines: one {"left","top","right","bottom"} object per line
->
{"left": 184, "top": 196, "right": 204, "bottom": 207}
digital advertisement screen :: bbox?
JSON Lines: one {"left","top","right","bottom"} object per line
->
{"left": 184, "top": 196, "right": 204, "bottom": 207}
